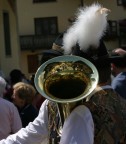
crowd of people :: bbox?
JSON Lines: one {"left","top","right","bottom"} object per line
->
{"left": 0, "top": 2, "right": 126, "bottom": 144}
{"left": 0, "top": 68, "right": 44, "bottom": 140}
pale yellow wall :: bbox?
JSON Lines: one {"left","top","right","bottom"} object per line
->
{"left": 16, "top": 0, "right": 80, "bottom": 35}
{"left": 84, "top": 0, "right": 126, "bottom": 19}
{"left": 0, "top": 0, "right": 21, "bottom": 78}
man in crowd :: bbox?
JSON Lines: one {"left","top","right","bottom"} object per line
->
{"left": 110, "top": 48, "right": 126, "bottom": 99}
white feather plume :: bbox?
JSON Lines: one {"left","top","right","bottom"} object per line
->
{"left": 63, "top": 3, "right": 109, "bottom": 54}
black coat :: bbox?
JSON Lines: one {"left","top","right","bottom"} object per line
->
{"left": 18, "top": 104, "right": 38, "bottom": 127}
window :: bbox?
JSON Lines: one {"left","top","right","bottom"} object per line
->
{"left": 3, "top": 12, "right": 11, "bottom": 56}
{"left": 33, "top": 0, "right": 56, "bottom": 3}
{"left": 27, "top": 54, "right": 39, "bottom": 73}
{"left": 35, "top": 17, "right": 58, "bottom": 35}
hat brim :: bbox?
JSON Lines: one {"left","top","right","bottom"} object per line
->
{"left": 41, "top": 49, "right": 63, "bottom": 56}
{"left": 108, "top": 53, "right": 126, "bottom": 62}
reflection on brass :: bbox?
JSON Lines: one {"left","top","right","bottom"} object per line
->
{"left": 42, "top": 61, "right": 92, "bottom": 99}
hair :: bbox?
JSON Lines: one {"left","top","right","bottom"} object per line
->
{"left": 10, "top": 69, "right": 23, "bottom": 85}
{"left": 13, "top": 82, "right": 36, "bottom": 104}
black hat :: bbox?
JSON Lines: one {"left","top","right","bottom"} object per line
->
{"left": 72, "top": 39, "right": 109, "bottom": 63}
{"left": 52, "top": 32, "right": 64, "bottom": 51}
{"left": 41, "top": 33, "right": 64, "bottom": 57}
{"left": 40, "top": 33, "right": 64, "bottom": 64}
{"left": 41, "top": 49, "right": 63, "bottom": 57}
{"left": 40, "top": 49, "right": 63, "bottom": 64}
{"left": 109, "top": 51, "right": 126, "bottom": 67}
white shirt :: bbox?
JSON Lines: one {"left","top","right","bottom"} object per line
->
{"left": 60, "top": 105, "right": 94, "bottom": 144}
{"left": 0, "top": 98, "right": 22, "bottom": 140}
{"left": 0, "top": 100, "right": 94, "bottom": 144}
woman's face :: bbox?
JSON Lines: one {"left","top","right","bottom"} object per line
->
{"left": 12, "top": 89, "right": 25, "bottom": 108}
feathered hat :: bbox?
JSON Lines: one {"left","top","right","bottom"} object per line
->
{"left": 62, "top": 3, "right": 110, "bottom": 62}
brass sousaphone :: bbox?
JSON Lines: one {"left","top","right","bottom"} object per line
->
{"left": 34, "top": 55, "right": 99, "bottom": 126}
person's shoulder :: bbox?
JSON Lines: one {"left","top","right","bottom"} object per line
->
{"left": 117, "top": 72, "right": 126, "bottom": 80}
{"left": 112, "top": 73, "right": 126, "bottom": 88}
{"left": 71, "top": 105, "right": 92, "bottom": 120}
{"left": 93, "top": 87, "right": 124, "bottom": 102}
{"left": 0, "top": 98, "right": 18, "bottom": 111}
{"left": 85, "top": 87, "right": 126, "bottom": 112}
{"left": 0, "top": 98, "right": 14, "bottom": 106}
{"left": 85, "top": 88, "right": 126, "bottom": 143}
{"left": 89, "top": 86, "right": 126, "bottom": 118}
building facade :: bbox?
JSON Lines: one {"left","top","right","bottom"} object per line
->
{"left": 0, "top": 0, "right": 21, "bottom": 78}
{"left": 1, "top": 0, "right": 126, "bottom": 78}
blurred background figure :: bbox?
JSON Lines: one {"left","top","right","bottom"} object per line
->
{"left": 9, "top": 69, "right": 24, "bottom": 85}
{"left": 4, "top": 69, "right": 29, "bottom": 102}
{"left": 12, "top": 82, "right": 38, "bottom": 127}
{"left": 0, "top": 76, "right": 22, "bottom": 140}
{"left": 110, "top": 48, "right": 126, "bottom": 99}
{"left": 9, "top": 69, "right": 30, "bottom": 86}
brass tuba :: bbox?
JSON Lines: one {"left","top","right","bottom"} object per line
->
{"left": 34, "top": 55, "right": 98, "bottom": 127}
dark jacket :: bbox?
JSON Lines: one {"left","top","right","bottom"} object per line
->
{"left": 17, "top": 104, "right": 38, "bottom": 127}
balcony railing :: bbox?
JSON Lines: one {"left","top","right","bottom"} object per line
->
{"left": 20, "top": 34, "right": 59, "bottom": 51}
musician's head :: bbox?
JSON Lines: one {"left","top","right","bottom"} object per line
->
{"left": 109, "top": 48, "right": 126, "bottom": 77}
{"left": 62, "top": 3, "right": 111, "bottom": 84}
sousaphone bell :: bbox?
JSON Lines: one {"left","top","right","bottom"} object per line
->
{"left": 34, "top": 55, "right": 99, "bottom": 126}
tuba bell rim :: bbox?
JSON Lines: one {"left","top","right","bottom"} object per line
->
{"left": 34, "top": 55, "right": 99, "bottom": 103}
